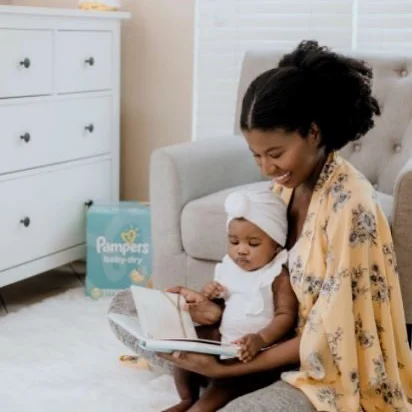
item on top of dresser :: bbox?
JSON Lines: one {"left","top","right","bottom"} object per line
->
{"left": 78, "top": 0, "right": 121, "bottom": 11}
{"left": 86, "top": 202, "right": 152, "bottom": 300}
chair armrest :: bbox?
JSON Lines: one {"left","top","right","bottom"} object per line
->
{"left": 149, "top": 135, "right": 262, "bottom": 252}
{"left": 151, "top": 135, "right": 261, "bottom": 206}
{"left": 149, "top": 135, "right": 262, "bottom": 288}
{"left": 392, "top": 157, "right": 412, "bottom": 324}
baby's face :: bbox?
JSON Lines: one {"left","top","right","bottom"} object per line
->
{"left": 227, "top": 218, "right": 280, "bottom": 271}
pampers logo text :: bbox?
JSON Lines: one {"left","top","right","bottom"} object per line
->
{"left": 96, "top": 227, "right": 150, "bottom": 265}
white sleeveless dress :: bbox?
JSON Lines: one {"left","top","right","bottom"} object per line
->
{"left": 214, "top": 249, "right": 288, "bottom": 346}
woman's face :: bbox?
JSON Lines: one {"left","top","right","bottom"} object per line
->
{"left": 243, "top": 127, "right": 322, "bottom": 189}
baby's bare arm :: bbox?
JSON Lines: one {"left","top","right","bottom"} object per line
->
{"left": 258, "top": 267, "right": 298, "bottom": 346}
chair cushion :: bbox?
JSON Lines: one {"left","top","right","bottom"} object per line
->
{"left": 182, "top": 183, "right": 393, "bottom": 262}
{"left": 181, "top": 181, "right": 270, "bottom": 261}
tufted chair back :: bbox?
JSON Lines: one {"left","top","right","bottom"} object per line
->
{"left": 234, "top": 50, "right": 412, "bottom": 195}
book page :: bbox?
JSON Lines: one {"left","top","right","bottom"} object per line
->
{"left": 131, "top": 286, "right": 198, "bottom": 340}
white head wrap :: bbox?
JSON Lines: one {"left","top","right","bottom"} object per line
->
{"left": 225, "top": 189, "right": 288, "bottom": 247}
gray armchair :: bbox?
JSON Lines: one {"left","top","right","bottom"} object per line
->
{"left": 149, "top": 49, "right": 412, "bottom": 329}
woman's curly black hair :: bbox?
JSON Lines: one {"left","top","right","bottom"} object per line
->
{"left": 240, "top": 40, "right": 381, "bottom": 152}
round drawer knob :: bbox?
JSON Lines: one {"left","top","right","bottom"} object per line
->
{"left": 20, "top": 132, "right": 31, "bottom": 143}
{"left": 20, "top": 217, "right": 31, "bottom": 227}
{"left": 19, "top": 58, "right": 31, "bottom": 69}
{"left": 84, "top": 57, "right": 95, "bottom": 66}
{"left": 84, "top": 200, "right": 94, "bottom": 208}
{"left": 85, "top": 124, "right": 94, "bottom": 133}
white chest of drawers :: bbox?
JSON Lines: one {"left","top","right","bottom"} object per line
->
{"left": 0, "top": 6, "right": 129, "bottom": 287}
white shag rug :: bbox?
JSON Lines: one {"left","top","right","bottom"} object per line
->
{"left": 0, "top": 287, "right": 178, "bottom": 412}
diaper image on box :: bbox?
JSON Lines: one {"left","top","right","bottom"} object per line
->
{"left": 86, "top": 202, "right": 152, "bottom": 299}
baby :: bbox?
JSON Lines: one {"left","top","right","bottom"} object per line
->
{"left": 165, "top": 189, "right": 298, "bottom": 412}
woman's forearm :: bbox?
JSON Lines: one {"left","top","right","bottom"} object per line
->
{"left": 217, "top": 335, "right": 301, "bottom": 378}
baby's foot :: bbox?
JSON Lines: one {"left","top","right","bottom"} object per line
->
{"left": 162, "top": 400, "right": 195, "bottom": 412}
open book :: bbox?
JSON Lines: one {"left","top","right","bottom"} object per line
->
{"left": 108, "top": 285, "right": 239, "bottom": 357}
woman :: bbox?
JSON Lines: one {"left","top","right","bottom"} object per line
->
{"left": 159, "top": 41, "right": 412, "bottom": 411}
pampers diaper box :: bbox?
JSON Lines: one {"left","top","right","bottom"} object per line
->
{"left": 86, "top": 201, "right": 152, "bottom": 299}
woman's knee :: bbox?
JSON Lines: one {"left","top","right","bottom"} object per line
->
{"left": 219, "top": 380, "right": 315, "bottom": 412}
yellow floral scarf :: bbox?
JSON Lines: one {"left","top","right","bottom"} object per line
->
{"left": 274, "top": 152, "right": 412, "bottom": 411}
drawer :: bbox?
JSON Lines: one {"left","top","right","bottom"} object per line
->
{"left": 0, "top": 159, "right": 111, "bottom": 272}
{"left": 0, "top": 29, "right": 53, "bottom": 98}
{"left": 56, "top": 31, "right": 112, "bottom": 93}
{"left": 0, "top": 96, "right": 112, "bottom": 174}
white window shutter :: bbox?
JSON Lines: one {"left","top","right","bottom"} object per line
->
{"left": 194, "top": 0, "right": 411, "bottom": 140}
{"left": 357, "top": 1, "right": 412, "bottom": 53}
{"left": 194, "top": 0, "right": 354, "bottom": 140}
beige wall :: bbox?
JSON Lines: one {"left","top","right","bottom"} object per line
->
{"left": 120, "top": 1, "right": 194, "bottom": 201}
{"left": 11, "top": 0, "right": 195, "bottom": 201}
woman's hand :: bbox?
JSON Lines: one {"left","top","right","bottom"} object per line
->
{"left": 165, "top": 286, "right": 222, "bottom": 324}
{"left": 158, "top": 336, "right": 301, "bottom": 379}
{"left": 157, "top": 351, "right": 223, "bottom": 378}
{"left": 165, "top": 286, "right": 205, "bottom": 310}
{"left": 234, "top": 333, "right": 265, "bottom": 363}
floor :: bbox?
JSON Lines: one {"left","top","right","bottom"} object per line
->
{"left": 0, "top": 263, "right": 179, "bottom": 412}
{"left": 0, "top": 260, "right": 86, "bottom": 315}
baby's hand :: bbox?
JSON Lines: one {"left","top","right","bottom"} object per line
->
{"left": 234, "top": 333, "right": 265, "bottom": 363}
{"left": 201, "top": 281, "right": 226, "bottom": 300}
